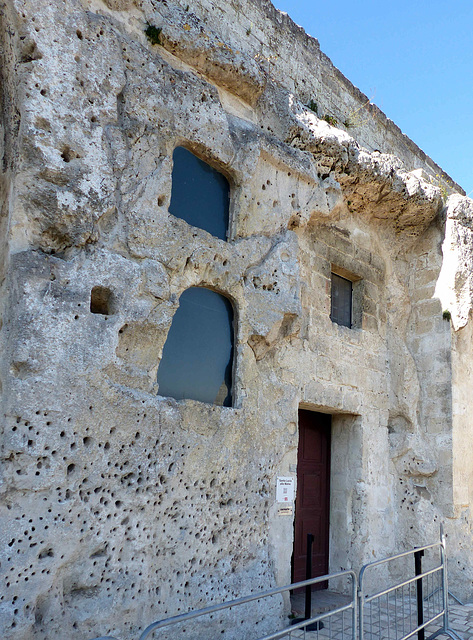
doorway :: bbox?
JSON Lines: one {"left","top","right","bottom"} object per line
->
{"left": 292, "top": 409, "right": 331, "bottom": 587}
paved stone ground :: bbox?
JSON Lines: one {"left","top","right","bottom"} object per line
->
{"left": 288, "top": 591, "right": 473, "bottom": 640}
{"left": 434, "top": 603, "right": 473, "bottom": 639}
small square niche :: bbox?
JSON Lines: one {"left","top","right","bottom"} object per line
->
{"left": 90, "top": 286, "right": 114, "bottom": 315}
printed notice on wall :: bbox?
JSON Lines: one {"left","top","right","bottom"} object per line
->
{"left": 276, "top": 477, "right": 295, "bottom": 503}
{"left": 277, "top": 506, "right": 293, "bottom": 516}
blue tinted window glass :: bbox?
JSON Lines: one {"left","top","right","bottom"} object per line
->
{"left": 157, "top": 287, "right": 234, "bottom": 407}
{"left": 169, "top": 146, "right": 229, "bottom": 241}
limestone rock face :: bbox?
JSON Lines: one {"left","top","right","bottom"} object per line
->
{"left": 1, "top": 1, "right": 473, "bottom": 639}
{"left": 437, "top": 195, "right": 473, "bottom": 330}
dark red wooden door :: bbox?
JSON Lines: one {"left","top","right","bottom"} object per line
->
{"left": 293, "top": 410, "right": 331, "bottom": 587}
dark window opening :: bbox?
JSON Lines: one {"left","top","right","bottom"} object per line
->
{"left": 331, "top": 273, "right": 352, "bottom": 328}
{"left": 169, "top": 146, "right": 230, "bottom": 241}
{"left": 157, "top": 287, "right": 234, "bottom": 407}
{"left": 90, "top": 286, "right": 114, "bottom": 315}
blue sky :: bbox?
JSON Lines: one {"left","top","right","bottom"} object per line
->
{"left": 274, "top": 1, "right": 473, "bottom": 197}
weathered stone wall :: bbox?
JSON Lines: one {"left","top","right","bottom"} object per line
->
{"left": 1, "top": 1, "right": 473, "bottom": 639}
{"left": 115, "top": 0, "right": 463, "bottom": 194}
{"left": 437, "top": 196, "right": 473, "bottom": 588}
{"left": 385, "top": 221, "right": 453, "bottom": 554}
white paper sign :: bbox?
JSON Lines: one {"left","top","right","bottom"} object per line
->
{"left": 276, "top": 476, "right": 295, "bottom": 503}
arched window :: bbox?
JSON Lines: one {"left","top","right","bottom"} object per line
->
{"left": 157, "top": 287, "right": 234, "bottom": 407}
{"left": 169, "top": 146, "right": 230, "bottom": 240}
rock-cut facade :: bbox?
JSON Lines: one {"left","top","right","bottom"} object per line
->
{"left": 1, "top": 0, "right": 473, "bottom": 638}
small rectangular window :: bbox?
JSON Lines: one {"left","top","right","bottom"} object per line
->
{"left": 331, "top": 273, "right": 352, "bottom": 328}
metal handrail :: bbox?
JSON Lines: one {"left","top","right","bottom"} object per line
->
{"left": 89, "top": 569, "right": 357, "bottom": 640}
{"left": 359, "top": 541, "right": 442, "bottom": 586}
{"left": 363, "top": 564, "right": 443, "bottom": 604}
{"left": 90, "top": 526, "right": 465, "bottom": 640}
{"left": 425, "top": 587, "right": 465, "bottom": 607}
{"left": 139, "top": 570, "right": 357, "bottom": 639}
{"left": 358, "top": 525, "right": 463, "bottom": 640}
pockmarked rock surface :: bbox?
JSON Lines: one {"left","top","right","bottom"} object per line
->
{"left": 1, "top": 1, "right": 473, "bottom": 639}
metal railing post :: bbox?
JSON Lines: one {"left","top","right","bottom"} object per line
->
{"left": 440, "top": 524, "right": 449, "bottom": 632}
{"left": 358, "top": 571, "right": 364, "bottom": 640}
{"left": 304, "top": 533, "right": 314, "bottom": 621}
{"left": 414, "top": 548, "right": 425, "bottom": 640}
{"left": 352, "top": 569, "right": 358, "bottom": 640}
